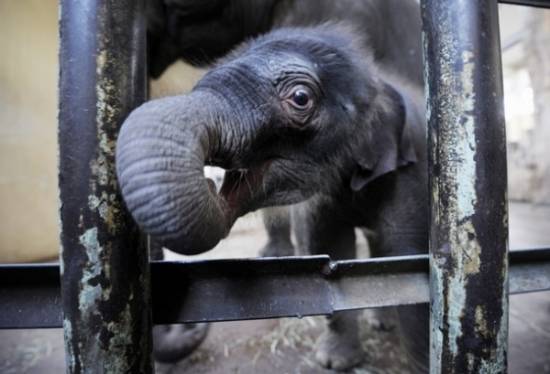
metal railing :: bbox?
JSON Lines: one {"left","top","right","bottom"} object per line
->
{"left": 2, "top": 247, "right": 550, "bottom": 329}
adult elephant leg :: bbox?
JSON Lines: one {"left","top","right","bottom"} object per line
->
{"left": 259, "top": 207, "right": 295, "bottom": 257}
{"left": 148, "top": 238, "right": 210, "bottom": 363}
{"left": 292, "top": 202, "right": 363, "bottom": 371}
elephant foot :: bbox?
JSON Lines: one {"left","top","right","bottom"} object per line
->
{"left": 314, "top": 328, "right": 364, "bottom": 371}
{"left": 153, "top": 323, "right": 210, "bottom": 363}
{"left": 363, "top": 308, "right": 397, "bottom": 332}
{"left": 259, "top": 240, "right": 294, "bottom": 257}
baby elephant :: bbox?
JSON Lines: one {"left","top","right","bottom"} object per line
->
{"left": 116, "top": 25, "right": 429, "bottom": 372}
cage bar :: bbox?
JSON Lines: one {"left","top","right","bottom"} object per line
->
{"left": 421, "top": 0, "right": 509, "bottom": 372}
{"left": 58, "top": 0, "right": 153, "bottom": 372}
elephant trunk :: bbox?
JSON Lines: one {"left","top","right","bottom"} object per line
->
{"left": 116, "top": 92, "right": 238, "bottom": 254}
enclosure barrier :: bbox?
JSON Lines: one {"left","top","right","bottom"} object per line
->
{"left": 57, "top": 1, "right": 153, "bottom": 372}
{"left": 423, "top": 1, "right": 510, "bottom": 372}
{"left": 0, "top": 0, "right": 549, "bottom": 373}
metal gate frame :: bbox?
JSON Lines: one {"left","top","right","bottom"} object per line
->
{"left": 1, "top": 0, "right": 550, "bottom": 373}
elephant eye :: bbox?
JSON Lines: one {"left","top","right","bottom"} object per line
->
{"left": 287, "top": 85, "right": 314, "bottom": 110}
{"left": 292, "top": 89, "right": 311, "bottom": 107}
{"left": 280, "top": 83, "right": 317, "bottom": 126}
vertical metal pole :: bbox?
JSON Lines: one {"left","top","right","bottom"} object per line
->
{"left": 58, "top": 0, "right": 153, "bottom": 373}
{"left": 421, "top": 0, "right": 509, "bottom": 373}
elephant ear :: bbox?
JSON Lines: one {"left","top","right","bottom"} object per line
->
{"left": 350, "top": 84, "right": 418, "bottom": 192}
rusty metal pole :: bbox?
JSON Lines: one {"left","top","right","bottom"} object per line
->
{"left": 421, "top": 0, "right": 509, "bottom": 372}
{"left": 58, "top": 0, "right": 153, "bottom": 372}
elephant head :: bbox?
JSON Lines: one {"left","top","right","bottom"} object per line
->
{"left": 116, "top": 25, "right": 417, "bottom": 255}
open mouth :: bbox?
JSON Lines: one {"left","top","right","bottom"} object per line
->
{"left": 204, "top": 161, "right": 272, "bottom": 215}
{"left": 204, "top": 166, "right": 226, "bottom": 192}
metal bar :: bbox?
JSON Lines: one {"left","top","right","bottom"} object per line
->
{"left": 1, "top": 248, "right": 548, "bottom": 329}
{"left": 499, "top": 0, "right": 550, "bottom": 8}
{"left": 58, "top": 0, "right": 152, "bottom": 373}
{"left": 421, "top": 0, "right": 509, "bottom": 373}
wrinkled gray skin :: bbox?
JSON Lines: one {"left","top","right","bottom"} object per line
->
{"left": 146, "top": 0, "right": 423, "bottom": 259}
{"left": 118, "top": 23, "right": 428, "bottom": 372}
{"left": 143, "top": 2, "right": 425, "bottom": 369}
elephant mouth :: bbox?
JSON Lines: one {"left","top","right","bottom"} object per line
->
{"left": 212, "top": 160, "right": 273, "bottom": 216}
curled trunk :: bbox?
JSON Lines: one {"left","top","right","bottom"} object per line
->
{"left": 116, "top": 92, "right": 236, "bottom": 254}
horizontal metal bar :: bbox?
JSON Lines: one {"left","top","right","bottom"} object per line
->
{"left": 1, "top": 247, "right": 549, "bottom": 329}
{"left": 499, "top": 0, "right": 550, "bottom": 8}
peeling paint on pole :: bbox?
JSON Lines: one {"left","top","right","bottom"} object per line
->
{"left": 58, "top": 0, "right": 152, "bottom": 373}
{"left": 421, "top": 0, "right": 509, "bottom": 373}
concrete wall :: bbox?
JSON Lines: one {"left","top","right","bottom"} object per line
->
{"left": 0, "top": 1, "right": 59, "bottom": 262}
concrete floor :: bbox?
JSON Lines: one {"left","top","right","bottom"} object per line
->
{"left": 0, "top": 202, "right": 549, "bottom": 373}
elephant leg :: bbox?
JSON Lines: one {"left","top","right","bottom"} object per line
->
{"left": 148, "top": 237, "right": 210, "bottom": 363}
{"left": 149, "top": 237, "right": 164, "bottom": 261}
{"left": 259, "top": 206, "right": 295, "bottom": 257}
{"left": 370, "top": 237, "right": 429, "bottom": 374}
{"left": 292, "top": 204, "right": 363, "bottom": 370}
{"left": 315, "top": 226, "right": 363, "bottom": 371}
{"left": 315, "top": 309, "right": 363, "bottom": 371}
{"left": 152, "top": 323, "right": 210, "bottom": 363}
{"left": 396, "top": 304, "right": 429, "bottom": 374}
